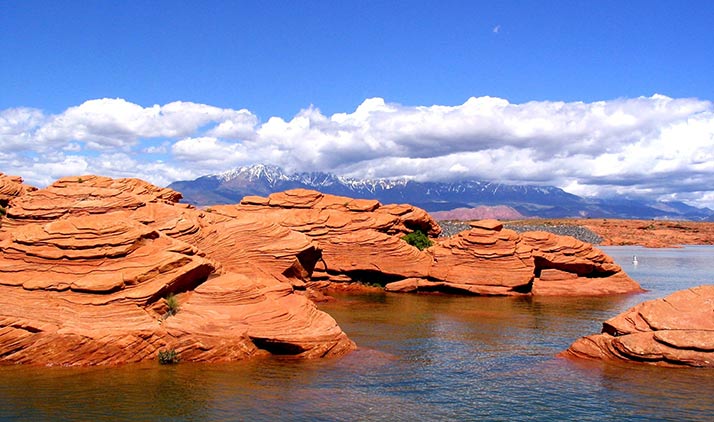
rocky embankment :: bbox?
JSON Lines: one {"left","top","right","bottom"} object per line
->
{"left": 561, "top": 285, "right": 714, "bottom": 367}
{"left": 439, "top": 220, "right": 603, "bottom": 244}
{"left": 445, "top": 218, "right": 714, "bottom": 248}
{"left": 579, "top": 219, "right": 714, "bottom": 247}
{"left": 0, "top": 174, "right": 354, "bottom": 366}
{"left": 0, "top": 173, "right": 643, "bottom": 366}
{"left": 506, "top": 218, "right": 714, "bottom": 248}
{"left": 218, "top": 190, "right": 641, "bottom": 297}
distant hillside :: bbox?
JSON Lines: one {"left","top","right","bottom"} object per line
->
{"left": 430, "top": 206, "right": 525, "bottom": 221}
{"left": 168, "top": 164, "right": 714, "bottom": 220}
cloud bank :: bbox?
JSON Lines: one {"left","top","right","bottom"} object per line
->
{"left": 1, "top": 95, "right": 713, "bottom": 208}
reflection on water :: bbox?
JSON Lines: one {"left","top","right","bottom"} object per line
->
{"left": 1, "top": 246, "right": 713, "bottom": 421}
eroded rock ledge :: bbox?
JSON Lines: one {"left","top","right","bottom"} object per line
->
{"left": 0, "top": 175, "right": 642, "bottom": 366}
{"left": 220, "top": 192, "right": 641, "bottom": 297}
{"left": 561, "top": 285, "right": 714, "bottom": 367}
{"left": 0, "top": 175, "right": 353, "bottom": 366}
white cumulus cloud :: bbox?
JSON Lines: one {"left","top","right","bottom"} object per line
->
{"left": 2, "top": 95, "right": 714, "bottom": 209}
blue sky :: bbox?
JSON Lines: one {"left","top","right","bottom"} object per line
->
{"left": 2, "top": 1, "right": 714, "bottom": 208}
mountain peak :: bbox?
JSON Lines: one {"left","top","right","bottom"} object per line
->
{"left": 217, "top": 164, "right": 288, "bottom": 184}
{"left": 169, "top": 165, "right": 714, "bottom": 220}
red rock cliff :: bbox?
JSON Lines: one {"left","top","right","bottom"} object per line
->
{"left": 0, "top": 175, "right": 354, "bottom": 366}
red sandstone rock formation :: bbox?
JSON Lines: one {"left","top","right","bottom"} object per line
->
{"left": 522, "top": 230, "right": 640, "bottom": 296}
{"left": 226, "top": 192, "right": 641, "bottom": 297}
{"left": 0, "top": 177, "right": 644, "bottom": 366}
{"left": 0, "top": 173, "right": 36, "bottom": 207}
{"left": 405, "top": 220, "right": 640, "bottom": 296}
{"left": 562, "top": 285, "right": 714, "bottom": 367}
{"left": 4, "top": 175, "right": 179, "bottom": 228}
{"left": 0, "top": 177, "right": 354, "bottom": 366}
{"left": 212, "top": 189, "right": 440, "bottom": 284}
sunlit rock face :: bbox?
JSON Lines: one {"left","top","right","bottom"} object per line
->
{"left": 0, "top": 175, "right": 354, "bottom": 366}
{"left": 562, "top": 285, "right": 714, "bottom": 368}
{"left": 212, "top": 189, "right": 441, "bottom": 285}
{"left": 0, "top": 173, "right": 37, "bottom": 207}
{"left": 228, "top": 192, "right": 641, "bottom": 297}
{"left": 0, "top": 173, "right": 642, "bottom": 367}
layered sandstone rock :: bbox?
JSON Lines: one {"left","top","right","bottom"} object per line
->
{"left": 0, "top": 178, "right": 355, "bottom": 366}
{"left": 0, "top": 214, "right": 214, "bottom": 365}
{"left": 6, "top": 182, "right": 145, "bottom": 228}
{"left": 421, "top": 220, "right": 640, "bottom": 296}
{"left": 523, "top": 230, "right": 641, "bottom": 296}
{"left": 213, "top": 189, "right": 440, "bottom": 284}
{"left": 225, "top": 192, "right": 640, "bottom": 296}
{"left": 4, "top": 178, "right": 321, "bottom": 284}
{"left": 426, "top": 219, "right": 534, "bottom": 295}
{"left": 0, "top": 176, "right": 643, "bottom": 366}
{"left": 165, "top": 272, "right": 354, "bottom": 360}
{"left": 0, "top": 173, "right": 36, "bottom": 206}
{"left": 562, "top": 285, "right": 714, "bottom": 367}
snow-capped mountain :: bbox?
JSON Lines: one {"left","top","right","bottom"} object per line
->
{"left": 168, "top": 165, "right": 714, "bottom": 220}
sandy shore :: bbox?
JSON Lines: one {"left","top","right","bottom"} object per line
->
{"left": 438, "top": 218, "right": 714, "bottom": 248}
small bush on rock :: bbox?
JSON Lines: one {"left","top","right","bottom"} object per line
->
{"left": 164, "top": 293, "right": 180, "bottom": 317}
{"left": 158, "top": 349, "right": 179, "bottom": 364}
{"left": 402, "top": 230, "right": 433, "bottom": 250}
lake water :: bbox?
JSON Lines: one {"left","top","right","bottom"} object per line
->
{"left": 1, "top": 246, "right": 713, "bottom": 421}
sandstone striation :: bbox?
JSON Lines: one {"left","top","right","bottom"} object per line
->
{"left": 222, "top": 192, "right": 640, "bottom": 297}
{"left": 562, "top": 285, "right": 714, "bottom": 367}
{"left": 423, "top": 220, "right": 640, "bottom": 296}
{"left": 0, "top": 177, "right": 354, "bottom": 366}
{"left": 0, "top": 173, "right": 36, "bottom": 206}
{"left": 212, "top": 189, "right": 440, "bottom": 285}
{"left": 0, "top": 177, "right": 644, "bottom": 366}
{"left": 522, "top": 230, "right": 640, "bottom": 296}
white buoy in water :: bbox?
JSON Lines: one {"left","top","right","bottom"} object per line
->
{"left": 633, "top": 255, "right": 638, "bottom": 265}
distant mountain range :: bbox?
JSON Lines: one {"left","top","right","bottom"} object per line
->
{"left": 168, "top": 164, "right": 714, "bottom": 221}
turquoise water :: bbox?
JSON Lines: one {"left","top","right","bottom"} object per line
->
{"left": 1, "top": 246, "right": 713, "bottom": 421}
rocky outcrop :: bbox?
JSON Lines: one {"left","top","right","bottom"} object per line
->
{"left": 523, "top": 230, "right": 641, "bottom": 295}
{"left": 421, "top": 220, "right": 640, "bottom": 296}
{"left": 4, "top": 175, "right": 180, "bottom": 228}
{"left": 212, "top": 189, "right": 440, "bottom": 285}
{"left": 0, "top": 177, "right": 643, "bottom": 366}
{"left": 0, "top": 177, "right": 355, "bottom": 366}
{"left": 225, "top": 192, "right": 640, "bottom": 296}
{"left": 427, "top": 220, "right": 535, "bottom": 295}
{"left": 4, "top": 178, "right": 321, "bottom": 284}
{"left": 0, "top": 173, "right": 35, "bottom": 232}
{"left": 0, "top": 173, "right": 36, "bottom": 206}
{"left": 166, "top": 272, "right": 353, "bottom": 360}
{"left": 562, "top": 285, "right": 714, "bottom": 367}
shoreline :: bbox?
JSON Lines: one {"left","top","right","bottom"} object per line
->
{"left": 439, "top": 218, "right": 714, "bottom": 248}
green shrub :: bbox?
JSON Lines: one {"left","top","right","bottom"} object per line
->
{"left": 164, "top": 293, "right": 180, "bottom": 317}
{"left": 158, "top": 349, "right": 179, "bottom": 365}
{"left": 402, "top": 230, "right": 433, "bottom": 250}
